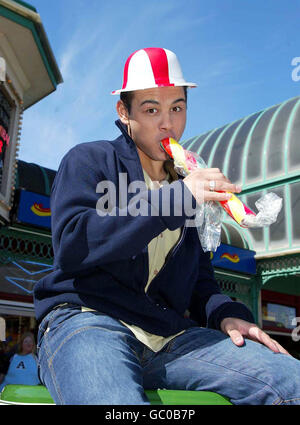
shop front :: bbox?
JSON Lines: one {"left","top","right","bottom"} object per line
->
{"left": 0, "top": 0, "right": 62, "bottom": 347}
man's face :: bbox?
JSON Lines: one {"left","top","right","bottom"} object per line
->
{"left": 118, "top": 86, "right": 187, "bottom": 162}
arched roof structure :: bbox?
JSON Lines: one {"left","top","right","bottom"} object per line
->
{"left": 183, "top": 96, "right": 300, "bottom": 258}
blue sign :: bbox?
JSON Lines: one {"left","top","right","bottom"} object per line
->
{"left": 17, "top": 190, "right": 51, "bottom": 229}
{"left": 211, "top": 243, "right": 256, "bottom": 275}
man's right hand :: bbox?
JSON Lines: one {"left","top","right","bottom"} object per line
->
{"left": 183, "top": 167, "right": 242, "bottom": 204}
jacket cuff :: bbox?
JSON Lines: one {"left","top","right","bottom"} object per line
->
{"left": 207, "top": 300, "right": 255, "bottom": 330}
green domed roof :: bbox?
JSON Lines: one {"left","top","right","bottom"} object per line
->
{"left": 183, "top": 96, "right": 300, "bottom": 188}
{"left": 183, "top": 96, "right": 300, "bottom": 258}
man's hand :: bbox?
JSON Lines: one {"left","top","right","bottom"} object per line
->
{"left": 220, "top": 317, "right": 290, "bottom": 355}
{"left": 183, "top": 168, "right": 242, "bottom": 204}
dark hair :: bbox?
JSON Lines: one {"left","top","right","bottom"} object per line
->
{"left": 120, "top": 86, "right": 188, "bottom": 115}
{"left": 120, "top": 91, "right": 135, "bottom": 115}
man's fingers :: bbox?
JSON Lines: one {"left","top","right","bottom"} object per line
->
{"left": 248, "top": 327, "right": 290, "bottom": 355}
{"left": 203, "top": 180, "right": 242, "bottom": 194}
{"left": 227, "top": 329, "right": 244, "bottom": 346}
{"left": 204, "top": 190, "right": 242, "bottom": 202}
{"left": 204, "top": 191, "right": 232, "bottom": 202}
{"left": 188, "top": 168, "right": 229, "bottom": 184}
{"left": 247, "top": 326, "right": 277, "bottom": 350}
{"left": 270, "top": 339, "right": 291, "bottom": 356}
{"left": 183, "top": 167, "right": 242, "bottom": 204}
{"left": 221, "top": 318, "right": 292, "bottom": 355}
{"left": 259, "top": 333, "right": 279, "bottom": 352}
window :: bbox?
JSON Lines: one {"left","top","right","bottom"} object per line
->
{"left": 262, "top": 302, "right": 296, "bottom": 330}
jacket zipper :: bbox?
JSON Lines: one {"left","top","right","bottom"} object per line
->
{"left": 117, "top": 122, "right": 151, "bottom": 288}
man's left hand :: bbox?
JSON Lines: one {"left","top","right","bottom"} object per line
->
{"left": 220, "top": 317, "right": 290, "bottom": 355}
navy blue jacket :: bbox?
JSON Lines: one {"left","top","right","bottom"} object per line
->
{"left": 33, "top": 120, "right": 254, "bottom": 335}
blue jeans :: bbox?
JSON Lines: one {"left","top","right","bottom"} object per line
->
{"left": 37, "top": 304, "right": 300, "bottom": 405}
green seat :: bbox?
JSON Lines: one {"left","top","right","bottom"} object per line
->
{"left": 145, "top": 389, "right": 232, "bottom": 405}
{"left": 0, "top": 384, "right": 232, "bottom": 405}
{"left": 0, "top": 385, "right": 54, "bottom": 404}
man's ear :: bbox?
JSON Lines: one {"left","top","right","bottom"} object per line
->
{"left": 116, "top": 100, "right": 130, "bottom": 125}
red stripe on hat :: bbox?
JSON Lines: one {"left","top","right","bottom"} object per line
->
{"left": 144, "top": 48, "right": 174, "bottom": 87}
{"left": 122, "top": 51, "right": 137, "bottom": 90}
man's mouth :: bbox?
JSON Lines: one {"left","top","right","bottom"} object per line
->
{"left": 160, "top": 138, "right": 174, "bottom": 159}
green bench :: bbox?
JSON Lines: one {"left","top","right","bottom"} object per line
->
{"left": 0, "top": 384, "right": 232, "bottom": 405}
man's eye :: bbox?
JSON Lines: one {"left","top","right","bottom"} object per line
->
{"left": 147, "top": 108, "right": 158, "bottom": 114}
{"left": 172, "top": 106, "right": 182, "bottom": 112}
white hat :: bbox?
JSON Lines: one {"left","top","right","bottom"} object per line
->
{"left": 111, "top": 47, "right": 197, "bottom": 95}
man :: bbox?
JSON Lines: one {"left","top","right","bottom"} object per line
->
{"left": 34, "top": 47, "right": 300, "bottom": 405}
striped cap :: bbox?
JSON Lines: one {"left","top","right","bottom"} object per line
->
{"left": 111, "top": 47, "right": 197, "bottom": 95}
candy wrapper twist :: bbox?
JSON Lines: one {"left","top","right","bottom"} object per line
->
{"left": 160, "top": 137, "right": 282, "bottom": 252}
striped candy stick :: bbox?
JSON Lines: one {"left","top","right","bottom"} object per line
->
{"left": 160, "top": 137, "right": 256, "bottom": 228}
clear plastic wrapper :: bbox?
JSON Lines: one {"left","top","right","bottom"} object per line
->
{"left": 160, "top": 137, "right": 283, "bottom": 252}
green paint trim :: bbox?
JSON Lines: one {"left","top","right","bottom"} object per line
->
{"left": 257, "top": 252, "right": 300, "bottom": 261}
{"left": 263, "top": 225, "right": 269, "bottom": 253}
{"left": 221, "top": 218, "right": 253, "bottom": 250}
{"left": 241, "top": 109, "right": 266, "bottom": 186}
{"left": 263, "top": 188, "right": 269, "bottom": 253}
{"left": 13, "top": 0, "right": 37, "bottom": 12}
{"left": 37, "top": 165, "right": 51, "bottom": 196}
{"left": 284, "top": 184, "right": 293, "bottom": 249}
{"left": 259, "top": 265, "right": 300, "bottom": 278}
{"left": 193, "top": 127, "right": 219, "bottom": 157}
{"left": 207, "top": 122, "right": 235, "bottom": 168}
{"left": 181, "top": 135, "right": 199, "bottom": 149}
{"left": 240, "top": 173, "right": 300, "bottom": 195}
{"left": 261, "top": 99, "right": 290, "bottom": 181}
{"left": 250, "top": 278, "right": 260, "bottom": 323}
{"left": 284, "top": 97, "right": 300, "bottom": 175}
{"left": 256, "top": 246, "right": 300, "bottom": 258}
{"left": 0, "top": 4, "right": 58, "bottom": 88}
{"left": 221, "top": 222, "right": 231, "bottom": 244}
{"left": 214, "top": 269, "right": 255, "bottom": 282}
{"left": 182, "top": 127, "right": 218, "bottom": 153}
{"left": 1, "top": 224, "right": 51, "bottom": 239}
{"left": 223, "top": 112, "right": 257, "bottom": 177}
{"left": 261, "top": 270, "right": 300, "bottom": 286}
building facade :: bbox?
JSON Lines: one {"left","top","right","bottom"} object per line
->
{"left": 0, "top": 0, "right": 61, "bottom": 348}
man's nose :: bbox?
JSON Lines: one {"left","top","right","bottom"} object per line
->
{"left": 159, "top": 111, "right": 173, "bottom": 132}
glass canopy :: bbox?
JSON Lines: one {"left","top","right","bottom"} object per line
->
{"left": 183, "top": 96, "right": 300, "bottom": 257}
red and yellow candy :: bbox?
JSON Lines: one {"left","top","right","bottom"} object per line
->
{"left": 160, "top": 137, "right": 256, "bottom": 228}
